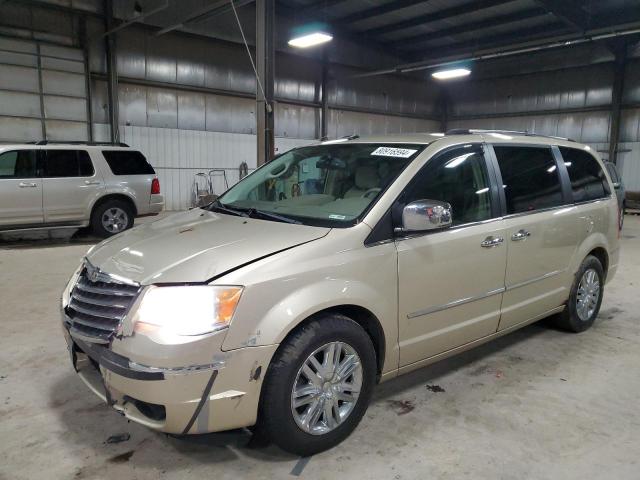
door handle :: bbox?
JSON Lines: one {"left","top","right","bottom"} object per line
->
{"left": 84, "top": 180, "right": 101, "bottom": 185}
{"left": 18, "top": 182, "right": 37, "bottom": 188}
{"left": 481, "top": 236, "right": 504, "bottom": 248}
{"left": 511, "top": 229, "right": 531, "bottom": 241}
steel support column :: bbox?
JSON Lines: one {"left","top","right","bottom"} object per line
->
{"left": 608, "top": 46, "right": 627, "bottom": 164}
{"left": 104, "top": 0, "right": 120, "bottom": 143}
{"left": 256, "top": 0, "right": 275, "bottom": 165}
{"left": 321, "top": 49, "right": 329, "bottom": 140}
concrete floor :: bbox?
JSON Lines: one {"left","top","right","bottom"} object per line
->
{"left": 1, "top": 215, "right": 639, "bottom": 480}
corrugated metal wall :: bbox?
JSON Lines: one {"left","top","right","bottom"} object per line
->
{"left": 446, "top": 59, "right": 640, "bottom": 191}
{"left": 0, "top": 36, "right": 90, "bottom": 142}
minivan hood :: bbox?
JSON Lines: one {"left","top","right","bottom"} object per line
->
{"left": 86, "top": 209, "right": 330, "bottom": 284}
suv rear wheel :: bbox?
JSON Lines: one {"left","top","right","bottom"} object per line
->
{"left": 91, "top": 199, "right": 134, "bottom": 237}
{"left": 554, "top": 255, "right": 604, "bottom": 332}
{"left": 258, "top": 314, "right": 376, "bottom": 456}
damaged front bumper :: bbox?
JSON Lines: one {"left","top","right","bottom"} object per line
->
{"left": 61, "top": 318, "right": 277, "bottom": 435}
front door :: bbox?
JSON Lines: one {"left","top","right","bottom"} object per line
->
{"left": 0, "top": 149, "right": 43, "bottom": 228}
{"left": 490, "top": 145, "right": 577, "bottom": 330}
{"left": 397, "top": 144, "right": 508, "bottom": 367}
{"left": 42, "top": 149, "right": 103, "bottom": 223}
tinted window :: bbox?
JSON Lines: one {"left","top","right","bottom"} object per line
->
{"left": 102, "top": 150, "right": 155, "bottom": 175}
{"left": 0, "top": 150, "right": 37, "bottom": 178}
{"left": 43, "top": 150, "right": 94, "bottom": 177}
{"left": 494, "top": 146, "right": 563, "bottom": 214}
{"left": 403, "top": 145, "right": 492, "bottom": 226}
{"left": 560, "top": 147, "right": 610, "bottom": 202}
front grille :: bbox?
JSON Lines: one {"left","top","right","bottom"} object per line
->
{"left": 66, "top": 265, "right": 140, "bottom": 343}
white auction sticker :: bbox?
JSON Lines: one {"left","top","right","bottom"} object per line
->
{"left": 371, "top": 146, "right": 418, "bottom": 158}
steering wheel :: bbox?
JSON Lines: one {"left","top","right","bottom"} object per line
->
{"left": 362, "top": 187, "right": 382, "bottom": 199}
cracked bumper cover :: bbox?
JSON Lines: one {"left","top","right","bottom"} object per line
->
{"left": 61, "top": 317, "right": 277, "bottom": 435}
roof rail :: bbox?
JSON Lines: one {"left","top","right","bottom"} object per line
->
{"left": 32, "top": 141, "right": 130, "bottom": 147}
{"left": 445, "top": 129, "right": 575, "bottom": 142}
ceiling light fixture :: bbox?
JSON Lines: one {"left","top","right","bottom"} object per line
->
{"left": 288, "top": 32, "right": 333, "bottom": 48}
{"left": 432, "top": 68, "right": 471, "bottom": 80}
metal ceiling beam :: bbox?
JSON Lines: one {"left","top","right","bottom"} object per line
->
{"left": 338, "top": 0, "right": 428, "bottom": 24}
{"left": 361, "top": 0, "right": 511, "bottom": 37}
{"left": 293, "top": 0, "right": 349, "bottom": 17}
{"left": 155, "top": 0, "right": 255, "bottom": 36}
{"left": 389, "top": 7, "right": 550, "bottom": 49}
{"left": 103, "top": 0, "right": 169, "bottom": 37}
{"left": 534, "top": 0, "right": 590, "bottom": 32}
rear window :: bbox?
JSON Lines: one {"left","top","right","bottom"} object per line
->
{"left": 102, "top": 150, "right": 155, "bottom": 175}
{"left": 493, "top": 145, "right": 564, "bottom": 214}
{"left": 560, "top": 147, "right": 611, "bottom": 202}
{"left": 43, "top": 150, "right": 94, "bottom": 177}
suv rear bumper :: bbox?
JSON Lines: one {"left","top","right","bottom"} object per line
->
{"left": 61, "top": 319, "right": 277, "bottom": 435}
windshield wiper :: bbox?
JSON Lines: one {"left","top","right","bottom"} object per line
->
{"left": 207, "top": 201, "right": 248, "bottom": 217}
{"left": 243, "top": 207, "right": 301, "bottom": 224}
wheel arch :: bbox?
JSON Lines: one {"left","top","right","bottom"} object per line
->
{"left": 278, "top": 305, "right": 386, "bottom": 381}
{"left": 91, "top": 193, "right": 138, "bottom": 218}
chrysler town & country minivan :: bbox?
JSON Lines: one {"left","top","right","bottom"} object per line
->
{"left": 61, "top": 130, "right": 619, "bottom": 455}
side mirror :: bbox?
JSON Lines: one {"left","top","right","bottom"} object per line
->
{"left": 399, "top": 199, "right": 452, "bottom": 233}
{"left": 613, "top": 182, "right": 621, "bottom": 189}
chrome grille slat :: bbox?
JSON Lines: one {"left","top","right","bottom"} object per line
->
{"left": 67, "top": 265, "right": 140, "bottom": 343}
{"left": 69, "top": 299, "right": 125, "bottom": 321}
{"left": 75, "top": 280, "right": 138, "bottom": 297}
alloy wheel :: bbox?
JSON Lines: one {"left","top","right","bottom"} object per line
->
{"left": 291, "top": 341, "right": 362, "bottom": 435}
{"left": 576, "top": 268, "right": 600, "bottom": 321}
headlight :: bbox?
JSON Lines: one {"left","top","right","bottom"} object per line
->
{"left": 133, "top": 285, "right": 243, "bottom": 336}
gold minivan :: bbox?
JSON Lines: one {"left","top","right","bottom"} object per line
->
{"left": 61, "top": 130, "right": 620, "bottom": 455}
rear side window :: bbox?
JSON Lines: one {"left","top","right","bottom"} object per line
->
{"left": 43, "top": 150, "right": 94, "bottom": 177}
{"left": 493, "top": 146, "right": 563, "bottom": 214}
{"left": 560, "top": 147, "right": 611, "bottom": 202}
{"left": 102, "top": 150, "right": 155, "bottom": 175}
{"left": 0, "top": 150, "right": 37, "bottom": 178}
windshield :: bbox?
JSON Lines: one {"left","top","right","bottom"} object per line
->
{"left": 216, "top": 143, "right": 426, "bottom": 227}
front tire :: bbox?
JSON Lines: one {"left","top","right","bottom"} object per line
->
{"left": 258, "top": 314, "right": 376, "bottom": 456}
{"left": 554, "top": 255, "right": 604, "bottom": 332}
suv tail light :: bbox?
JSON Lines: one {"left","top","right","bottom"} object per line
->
{"left": 151, "top": 177, "right": 160, "bottom": 195}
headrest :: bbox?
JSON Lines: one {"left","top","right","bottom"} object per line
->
{"left": 355, "top": 166, "right": 379, "bottom": 189}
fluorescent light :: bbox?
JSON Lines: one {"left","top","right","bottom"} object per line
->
{"left": 547, "top": 165, "right": 557, "bottom": 173}
{"left": 432, "top": 68, "right": 471, "bottom": 80}
{"left": 288, "top": 32, "right": 333, "bottom": 48}
{"left": 475, "top": 187, "right": 489, "bottom": 195}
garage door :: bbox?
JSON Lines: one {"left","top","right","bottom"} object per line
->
{"left": 0, "top": 36, "right": 90, "bottom": 142}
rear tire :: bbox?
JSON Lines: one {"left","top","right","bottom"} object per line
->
{"left": 553, "top": 255, "right": 604, "bottom": 333}
{"left": 258, "top": 314, "right": 376, "bottom": 456}
{"left": 90, "top": 199, "right": 134, "bottom": 238}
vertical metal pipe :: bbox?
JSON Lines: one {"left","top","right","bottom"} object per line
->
{"left": 35, "top": 43, "right": 46, "bottom": 140}
{"left": 80, "top": 17, "right": 94, "bottom": 142}
{"left": 256, "top": 0, "right": 275, "bottom": 165}
{"left": 321, "top": 48, "right": 329, "bottom": 140}
{"left": 608, "top": 46, "right": 627, "bottom": 165}
{"left": 104, "top": 0, "right": 120, "bottom": 143}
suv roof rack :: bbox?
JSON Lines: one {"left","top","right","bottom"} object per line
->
{"left": 31, "top": 141, "right": 130, "bottom": 147}
{"left": 444, "top": 129, "right": 575, "bottom": 142}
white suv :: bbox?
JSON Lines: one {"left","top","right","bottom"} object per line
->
{"left": 0, "top": 142, "right": 163, "bottom": 237}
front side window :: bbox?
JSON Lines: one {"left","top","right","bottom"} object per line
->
{"left": 401, "top": 145, "right": 493, "bottom": 226}
{"left": 0, "top": 150, "right": 37, "bottom": 179}
{"left": 102, "top": 150, "right": 155, "bottom": 175}
{"left": 494, "top": 146, "right": 563, "bottom": 214}
{"left": 43, "top": 150, "right": 94, "bottom": 177}
{"left": 561, "top": 147, "right": 611, "bottom": 202}
{"left": 217, "top": 143, "right": 425, "bottom": 226}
